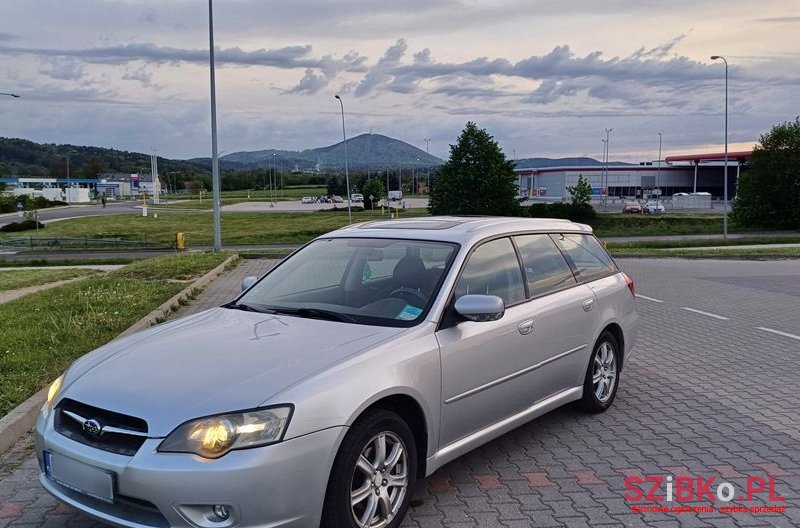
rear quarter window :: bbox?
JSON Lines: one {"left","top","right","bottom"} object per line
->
{"left": 553, "top": 234, "right": 617, "bottom": 281}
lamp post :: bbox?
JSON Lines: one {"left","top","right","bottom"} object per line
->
{"left": 656, "top": 132, "right": 662, "bottom": 209}
{"left": 711, "top": 55, "right": 729, "bottom": 239}
{"left": 424, "top": 138, "right": 431, "bottom": 193}
{"left": 207, "top": 0, "right": 222, "bottom": 251}
{"left": 334, "top": 95, "right": 352, "bottom": 224}
{"left": 602, "top": 128, "right": 613, "bottom": 211}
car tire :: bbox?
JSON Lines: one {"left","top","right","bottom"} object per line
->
{"left": 322, "top": 409, "right": 417, "bottom": 528}
{"left": 579, "top": 331, "right": 620, "bottom": 413}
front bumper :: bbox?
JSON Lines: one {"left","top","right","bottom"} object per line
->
{"left": 35, "top": 408, "right": 345, "bottom": 528}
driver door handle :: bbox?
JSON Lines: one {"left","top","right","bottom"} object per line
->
{"left": 518, "top": 319, "right": 534, "bottom": 335}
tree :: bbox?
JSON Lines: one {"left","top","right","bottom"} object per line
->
{"left": 567, "top": 175, "right": 592, "bottom": 206}
{"left": 731, "top": 118, "right": 800, "bottom": 229}
{"left": 362, "top": 177, "right": 385, "bottom": 210}
{"left": 428, "top": 122, "right": 519, "bottom": 216}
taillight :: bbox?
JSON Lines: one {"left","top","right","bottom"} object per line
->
{"left": 622, "top": 272, "right": 635, "bottom": 297}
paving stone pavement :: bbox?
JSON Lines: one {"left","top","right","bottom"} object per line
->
{"left": 1, "top": 257, "right": 799, "bottom": 527}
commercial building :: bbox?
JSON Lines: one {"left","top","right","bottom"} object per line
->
{"left": 515, "top": 150, "right": 751, "bottom": 202}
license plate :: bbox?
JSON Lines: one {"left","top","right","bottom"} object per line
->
{"left": 44, "top": 451, "right": 115, "bottom": 503}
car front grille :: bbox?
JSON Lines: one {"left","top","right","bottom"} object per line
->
{"left": 54, "top": 398, "right": 149, "bottom": 456}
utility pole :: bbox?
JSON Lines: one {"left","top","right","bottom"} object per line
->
{"left": 424, "top": 138, "right": 431, "bottom": 194}
{"left": 602, "top": 128, "right": 613, "bottom": 211}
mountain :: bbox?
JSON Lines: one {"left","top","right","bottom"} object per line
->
{"left": 513, "top": 157, "right": 634, "bottom": 169}
{"left": 190, "top": 134, "right": 443, "bottom": 172}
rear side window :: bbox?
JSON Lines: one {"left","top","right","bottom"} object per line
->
{"left": 554, "top": 234, "right": 617, "bottom": 281}
{"left": 513, "top": 234, "right": 577, "bottom": 297}
{"left": 455, "top": 238, "right": 526, "bottom": 306}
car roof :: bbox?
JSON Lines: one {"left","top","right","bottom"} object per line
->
{"left": 322, "top": 216, "right": 592, "bottom": 246}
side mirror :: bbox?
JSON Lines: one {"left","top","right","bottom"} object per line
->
{"left": 241, "top": 276, "right": 258, "bottom": 292}
{"left": 454, "top": 294, "right": 505, "bottom": 322}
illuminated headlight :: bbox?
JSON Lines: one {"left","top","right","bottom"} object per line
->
{"left": 47, "top": 375, "right": 64, "bottom": 407}
{"left": 158, "top": 406, "right": 293, "bottom": 459}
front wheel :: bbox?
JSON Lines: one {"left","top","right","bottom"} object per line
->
{"left": 322, "top": 409, "right": 417, "bottom": 528}
{"left": 579, "top": 331, "right": 620, "bottom": 413}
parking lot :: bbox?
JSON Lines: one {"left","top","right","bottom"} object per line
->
{"left": 1, "top": 257, "right": 798, "bottom": 527}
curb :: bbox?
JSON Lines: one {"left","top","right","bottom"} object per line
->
{"left": 0, "top": 253, "right": 241, "bottom": 456}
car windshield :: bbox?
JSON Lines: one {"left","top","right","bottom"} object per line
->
{"left": 234, "top": 238, "right": 459, "bottom": 327}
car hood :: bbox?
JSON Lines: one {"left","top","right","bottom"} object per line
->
{"left": 59, "top": 307, "right": 405, "bottom": 437}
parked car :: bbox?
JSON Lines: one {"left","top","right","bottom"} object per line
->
{"left": 644, "top": 201, "right": 666, "bottom": 214}
{"left": 388, "top": 190, "right": 403, "bottom": 201}
{"left": 351, "top": 193, "right": 364, "bottom": 203}
{"left": 36, "top": 217, "right": 638, "bottom": 528}
{"left": 622, "top": 202, "right": 643, "bottom": 214}
{"left": 300, "top": 196, "right": 314, "bottom": 204}
{"left": 332, "top": 195, "right": 344, "bottom": 203}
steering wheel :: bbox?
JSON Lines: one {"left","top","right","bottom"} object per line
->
{"left": 389, "top": 287, "right": 427, "bottom": 307}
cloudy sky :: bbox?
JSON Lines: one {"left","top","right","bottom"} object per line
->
{"left": 1, "top": 0, "right": 798, "bottom": 162}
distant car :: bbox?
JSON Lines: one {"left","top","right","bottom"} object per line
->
{"left": 332, "top": 195, "right": 344, "bottom": 203}
{"left": 301, "top": 196, "right": 314, "bottom": 204}
{"left": 351, "top": 193, "right": 364, "bottom": 203}
{"left": 388, "top": 190, "right": 403, "bottom": 201}
{"left": 622, "top": 202, "right": 643, "bottom": 214}
{"left": 672, "top": 192, "right": 689, "bottom": 197}
{"left": 644, "top": 201, "right": 665, "bottom": 214}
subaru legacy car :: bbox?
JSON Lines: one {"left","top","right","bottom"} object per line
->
{"left": 37, "top": 217, "right": 638, "bottom": 528}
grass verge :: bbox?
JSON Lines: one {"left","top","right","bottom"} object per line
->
{"left": 0, "top": 209, "right": 428, "bottom": 246}
{"left": 610, "top": 247, "right": 800, "bottom": 259}
{"left": 606, "top": 235, "right": 800, "bottom": 249}
{"left": 0, "top": 251, "right": 231, "bottom": 417}
{"left": 0, "top": 269, "right": 100, "bottom": 293}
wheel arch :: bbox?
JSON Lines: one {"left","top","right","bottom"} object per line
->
{"left": 601, "top": 322, "right": 625, "bottom": 370}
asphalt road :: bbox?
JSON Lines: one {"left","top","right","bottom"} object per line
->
{"left": 1, "top": 258, "right": 799, "bottom": 527}
{"left": 0, "top": 202, "right": 140, "bottom": 228}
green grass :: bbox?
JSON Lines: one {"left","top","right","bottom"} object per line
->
{"left": 0, "top": 209, "right": 428, "bottom": 246}
{"left": 0, "top": 268, "right": 100, "bottom": 293}
{"left": 0, "top": 252, "right": 234, "bottom": 416}
{"left": 611, "top": 247, "right": 800, "bottom": 259}
{"left": 0, "top": 258, "right": 136, "bottom": 268}
{"left": 592, "top": 214, "right": 752, "bottom": 238}
{"left": 606, "top": 236, "right": 800, "bottom": 249}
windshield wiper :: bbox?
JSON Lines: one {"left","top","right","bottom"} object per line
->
{"left": 268, "top": 307, "right": 357, "bottom": 323}
{"left": 222, "top": 301, "right": 270, "bottom": 313}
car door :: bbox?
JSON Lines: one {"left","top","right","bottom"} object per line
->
{"left": 436, "top": 236, "right": 598, "bottom": 448}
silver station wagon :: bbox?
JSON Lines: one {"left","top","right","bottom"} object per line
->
{"left": 37, "top": 216, "right": 639, "bottom": 528}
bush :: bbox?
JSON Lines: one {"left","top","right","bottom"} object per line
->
{"left": 0, "top": 220, "right": 45, "bottom": 232}
{"left": 528, "top": 203, "right": 597, "bottom": 224}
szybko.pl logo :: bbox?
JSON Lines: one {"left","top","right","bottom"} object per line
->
{"left": 624, "top": 475, "right": 785, "bottom": 514}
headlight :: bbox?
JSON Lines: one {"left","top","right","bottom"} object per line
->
{"left": 47, "top": 375, "right": 64, "bottom": 407}
{"left": 158, "top": 406, "right": 293, "bottom": 459}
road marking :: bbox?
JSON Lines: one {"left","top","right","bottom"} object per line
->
{"left": 756, "top": 327, "right": 800, "bottom": 341}
{"left": 636, "top": 294, "right": 665, "bottom": 303}
{"left": 681, "top": 307, "right": 729, "bottom": 320}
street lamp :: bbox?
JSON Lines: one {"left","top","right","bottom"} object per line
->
{"left": 334, "top": 95, "right": 352, "bottom": 224}
{"left": 208, "top": 0, "right": 222, "bottom": 251}
{"left": 711, "top": 55, "right": 729, "bottom": 239}
{"left": 424, "top": 138, "right": 431, "bottom": 193}
{"left": 602, "top": 128, "right": 613, "bottom": 211}
{"left": 1, "top": 93, "right": 20, "bottom": 98}
{"left": 656, "top": 132, "right": 662, "bottom": 209}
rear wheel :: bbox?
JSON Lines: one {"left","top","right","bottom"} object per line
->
{"left": 580, "top": 331, "right": 620, "bottom": 413}
{"left": 323, "top": 409, "right": 417, "bottom": 528}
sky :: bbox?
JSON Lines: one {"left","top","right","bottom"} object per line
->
{"left": 1, "top": 0, "right": 798, "bottom": 163}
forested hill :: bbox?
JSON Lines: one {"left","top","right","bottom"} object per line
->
{"left": 0, "top": 138, "right": 209, "bottom": 178}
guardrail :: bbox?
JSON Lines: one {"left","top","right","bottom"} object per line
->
{"left": 0, "top": 236, "right": 174, "bottom": 251}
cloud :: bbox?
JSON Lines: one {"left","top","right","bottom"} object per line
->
{"left": 285, "top": 68, "right": 330, "bottom": 94}
{"left": 0, "top": 32, "right": 15, "bottom": 42}
{"left": 755, "top": 16, "right": 800, "bottom": 23}
{"left": 354, "top": 39, "right": 409, "bottom": 97}
{"left": 0, "top": 42, "right": 367, "bottom": 74}
{"left": 39, "top": 58, "right": 84, "bottom": 81}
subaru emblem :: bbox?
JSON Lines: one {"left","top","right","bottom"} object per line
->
{"left": 83, "top": 419, "right": 102, "bottom": 437}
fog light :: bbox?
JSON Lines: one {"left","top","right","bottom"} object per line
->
{"left": 212, "top": 505, "right": 231, "bottom": 521}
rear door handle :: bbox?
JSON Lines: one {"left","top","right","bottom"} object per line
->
{"left": 582, "top": 299, "right": 595, "bottom": 312}
{"left": 518, "top": 319, "right": 534, "bottom": 335}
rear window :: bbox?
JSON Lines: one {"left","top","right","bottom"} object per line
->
{"left": 553, "top": 234, "right": 617, "bottom": 281}
{"left": 513, "top": 234, "right": 577, "bottom": 297}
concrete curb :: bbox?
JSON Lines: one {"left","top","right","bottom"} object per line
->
{"left": 0, "top": 253, "right": 241, "bottom": 455}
